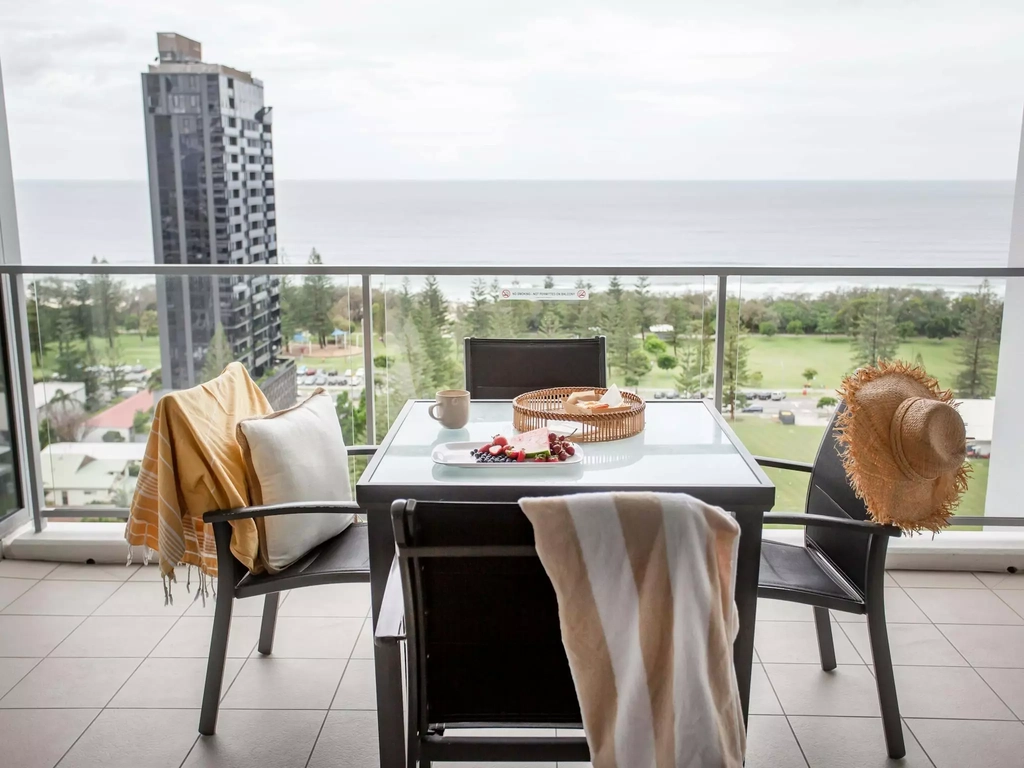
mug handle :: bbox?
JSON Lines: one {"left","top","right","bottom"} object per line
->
{"left": 428, "top": 403, "right": 443, "bottom": 421}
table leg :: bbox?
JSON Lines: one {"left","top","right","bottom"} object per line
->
{"left": 733, "top": 509, "right": 764, "bottom": 726}
{"left": 368, "top": 504, "right": 405, "bottom": 768}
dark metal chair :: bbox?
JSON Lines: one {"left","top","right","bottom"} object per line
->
{"left": 197, "top": 444, "right": 376, "bottom": 736}
{"left": 754, "top": 407, "right": 905, "bottom": 759}
{"left": 376, "top": 499, "right": 589, "bottom": 767}
{"left": 463, "top": 336, "right": 606, "bottom": 399}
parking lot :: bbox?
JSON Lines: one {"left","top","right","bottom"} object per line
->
{"left": 639, "top": 388, "right": 835, "bottom": 427}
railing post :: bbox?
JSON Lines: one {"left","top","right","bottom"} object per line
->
{"left": 714, "top": 275, "right": 728, "bottom": 413}
{"left": 362, "top": 274, "right": 375, "bottom": 443}
{"left": 986, "top": 106, "right": 1024, "bottom": 526}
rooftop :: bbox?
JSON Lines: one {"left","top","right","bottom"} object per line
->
{"left": 38, "top": 454, "right": 129, "bottom": 492}
{"left": 85, "top": 391, "right": 154, "bottom": 431}
{"left": 34, "top": 381, "right": 86, "bottom": 408}
{"left": 0, "top": 560, "right": 1022, "bottom": 767}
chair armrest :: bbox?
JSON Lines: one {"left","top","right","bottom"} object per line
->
{"left": 755, "top": 456, "right": 814, "bottom": 473}
{"left": 375, "top": 555, "right": 405, "bottom": 645}
{"left": 204, "top": 502, "right": 361, "bottom": 524}
{"left": 346, "top": 445, "right": 378, "bottom": 457}
{"left": 764, "top": 512, "right": 901, "bottom": 537}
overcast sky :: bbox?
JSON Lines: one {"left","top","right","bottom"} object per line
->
{"left": 1, "top": 0, "right": 1022, "bottom": 180}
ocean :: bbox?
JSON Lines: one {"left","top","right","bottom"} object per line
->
{"left": 10, "top": 180, "right": 1016, "bottom": 297}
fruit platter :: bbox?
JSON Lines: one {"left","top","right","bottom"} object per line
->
{"left": 431, "top": 427, "right": 583, "bottom": 468}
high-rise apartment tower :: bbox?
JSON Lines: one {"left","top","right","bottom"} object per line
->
{"left": 142, "top": 33, "right": 281, "bottom": 390}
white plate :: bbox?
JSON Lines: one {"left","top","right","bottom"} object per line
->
{"left": 432, "top": 441, "right": 584, "bottom": 468}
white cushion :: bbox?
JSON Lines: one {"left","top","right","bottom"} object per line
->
{"left": 238, "top": 389, "right": 354, "bottom": 573}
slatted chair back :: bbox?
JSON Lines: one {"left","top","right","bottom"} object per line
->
{"left": 391, "top": 500, "right": 582, "bottom": 731}
{"left": 464, "top": 337, "right": 607, "bottom": 399}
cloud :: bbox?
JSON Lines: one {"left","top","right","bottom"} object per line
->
{"left": 1, "top": 0, "right": 1022, "bottom": 179}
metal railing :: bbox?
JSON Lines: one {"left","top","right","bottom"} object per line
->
{"left": 2, "top": 261, "right": 1022, "bottom": 528}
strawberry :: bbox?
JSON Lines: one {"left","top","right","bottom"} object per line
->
{"left": 547, "top": 456, "right": 560, "bottom": 462}
{"left": 488, "top": 445, "right": 504, "bottom": 456}
{"left": 480, "top": 443, "right": 492, "bottom": 453}
{"left": 516, "top": 450, "right": 525, "bottom": 462}
{"left": 492, "top": 435, "right": 509, "bottom": 447}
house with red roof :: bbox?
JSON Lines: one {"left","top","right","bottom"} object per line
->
{"left": 83, "top": 390, "right": 155, "bottom": 443}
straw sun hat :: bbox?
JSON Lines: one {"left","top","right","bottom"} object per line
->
{"left": 836, "top": 361, "right": 970, "bottom": 533}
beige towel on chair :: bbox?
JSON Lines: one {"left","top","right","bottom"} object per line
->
{"left": 519, "top": 492, "right": 745, "bottom": 768}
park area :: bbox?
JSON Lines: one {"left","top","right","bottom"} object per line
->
{"left": 639, "top": 333, "right": 964, "bottom": 393}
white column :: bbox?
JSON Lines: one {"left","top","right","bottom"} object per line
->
{"left": 985, "top": 107, "right": 1024, "bottom": 521}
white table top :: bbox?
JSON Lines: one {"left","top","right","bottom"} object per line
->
{"left": 357, "top": 399, "right": 775, "bottom": 511}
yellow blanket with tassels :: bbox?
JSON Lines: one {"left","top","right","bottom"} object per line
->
{"left": 125, "top": 362, "right": 272, "bottom": 586}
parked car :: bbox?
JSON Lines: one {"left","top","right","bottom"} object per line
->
{"left": 770, "top": 391, "right": 786, "bottom": 401}
{"left": 303, "top": 373, "right": 317, "bottom": 385}
{"left": 653, "top": 391, "right": 665, "bottom": 399}
{"left": 314, "top": 375, "right": 327, "bottom": 386}
{"left": 344, "top": 369, "right": 353, "bottom": 378}
{"left": 297, "top": 366, "right": 307, "bottom": 376}
{"left": 755, "top": 391, "right": 772, "bottom": 400}
{"left": 778, "top": 409, "right": 796, "bottom": 425}
{"left": 666, "top": 390, "right": 681, "bottom": 399}
{"left": 356, "top": 367, "right": 365, "bottom": 378}
{"left": 327, "top": 370, "right": 340, "bottom": 381}
{"left": 741, "top": 403, "right": 764, "bottom": 413}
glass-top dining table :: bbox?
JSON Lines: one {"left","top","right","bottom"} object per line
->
{"left": 356, "top": 399, "right": 776, "bottom": 767}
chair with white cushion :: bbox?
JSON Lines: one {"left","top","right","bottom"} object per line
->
{"left": 198, "top": 389, "right": 375, "bottom": 735}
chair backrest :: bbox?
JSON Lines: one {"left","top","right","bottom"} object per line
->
{"left": 391, "top": 499, "right": 581, "bottom": 730}
{"left": 804, "top": 405, "right": 874, "bottom": 594}
{"left": 463, "top": 337, "right": 607, "bottom": 399}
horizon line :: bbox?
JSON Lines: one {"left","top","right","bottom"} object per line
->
{"left": 12, "top": 177, "right": 1018, "bottom": 184}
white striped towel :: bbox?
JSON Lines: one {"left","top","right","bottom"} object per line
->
{"left": 519, "top": 492, "right": 745, "bottom": 768}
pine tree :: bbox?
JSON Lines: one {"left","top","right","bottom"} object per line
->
{"left": 90, "top": 257, "right": 123, "bottom": 349}
{"left": 413, "top": 277, "right": 459, "bottom": 390}
{"left": 721, "top": 300, "right": 759, "bottom": 419}
{"left": 489, "top": 278, "right": 518, "bottom": 338}
{"left": 465, "top": 278, "right": 492, "bottom": 338}
{"left": 955, "top": 280, "right": 999, "bottom": 398}
{"left": 634, "top": 276, "right": 654, "bottom": 340}
{"left": 605, "top": 283, "right": 649, "bottom": 386}
{"left": 852, "top": 290, "right": 900, "bottom": 368}
{"left": 665, "top": 297, "right": 692, "bottom": 357}
{"left": 302, "top": 249, "right": 336, "bottom": 347}
{"left": 538, "top": 307, "right": 561, "bottom": 337}
{"left": 201, "top": 324, "right": 235, "bottom": 382}
{"left": 104, "top": 341, "right": 128, "bottom": 397}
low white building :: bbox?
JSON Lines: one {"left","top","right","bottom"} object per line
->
{"left": 958, "top": 398, "right": 995, "bottom": 458}
{"left": 40, "top": 442, "right": 144, "bottom": 507}
{"left": 34, "top": 381, "right": 87, "bottom": 417}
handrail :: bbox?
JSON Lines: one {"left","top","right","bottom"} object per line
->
{"left": 16, "top": 260, "right": 1024, "bottom": 525}
{"left": 1, "top": 263, "right": 1023, "bottom": 278}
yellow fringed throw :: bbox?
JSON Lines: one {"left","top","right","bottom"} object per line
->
{"left": 125, "top": 362, "right": 272, "bottom": 582}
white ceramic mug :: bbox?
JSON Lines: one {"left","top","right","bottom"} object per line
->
{"left": 428, "top": 389, "right": 471, "bottom": 429}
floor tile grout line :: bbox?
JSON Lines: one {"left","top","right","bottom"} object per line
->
{"left": 781, "top": 715, "right": 812, "bottom": 768}
{"left": 833, "top": 614, "right": 871, "bottom": 666}
{"left": 754, "top": 659, "right": 811, "bottom": 766}
{"left": 304, "top": 709, "right": 334, "bottom": 768}
{"left": 0, "top": 652, "right": 47, "bottom": 706}
{"left": 50, "top": 707, "right": 106, "bottom": 768}
{"left": 48, "top": 656, "right": 148, "bottom": 767}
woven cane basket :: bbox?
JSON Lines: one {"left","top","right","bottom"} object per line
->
{"left": 512, "top": 386, "right": 646, "bottom": 442}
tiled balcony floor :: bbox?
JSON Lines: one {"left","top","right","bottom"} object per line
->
{"left": 2, "top": 561, "right": 1024, "bottom": 767}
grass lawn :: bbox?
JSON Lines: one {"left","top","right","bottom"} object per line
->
{"left": 728, "top": 415, "right": 989, "bottom": 527}
{"left": 637, "top": 334, "right": 965, "bottom": 393}
{"left": 34, "top": 333, "right": 162, "bottom": 378}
